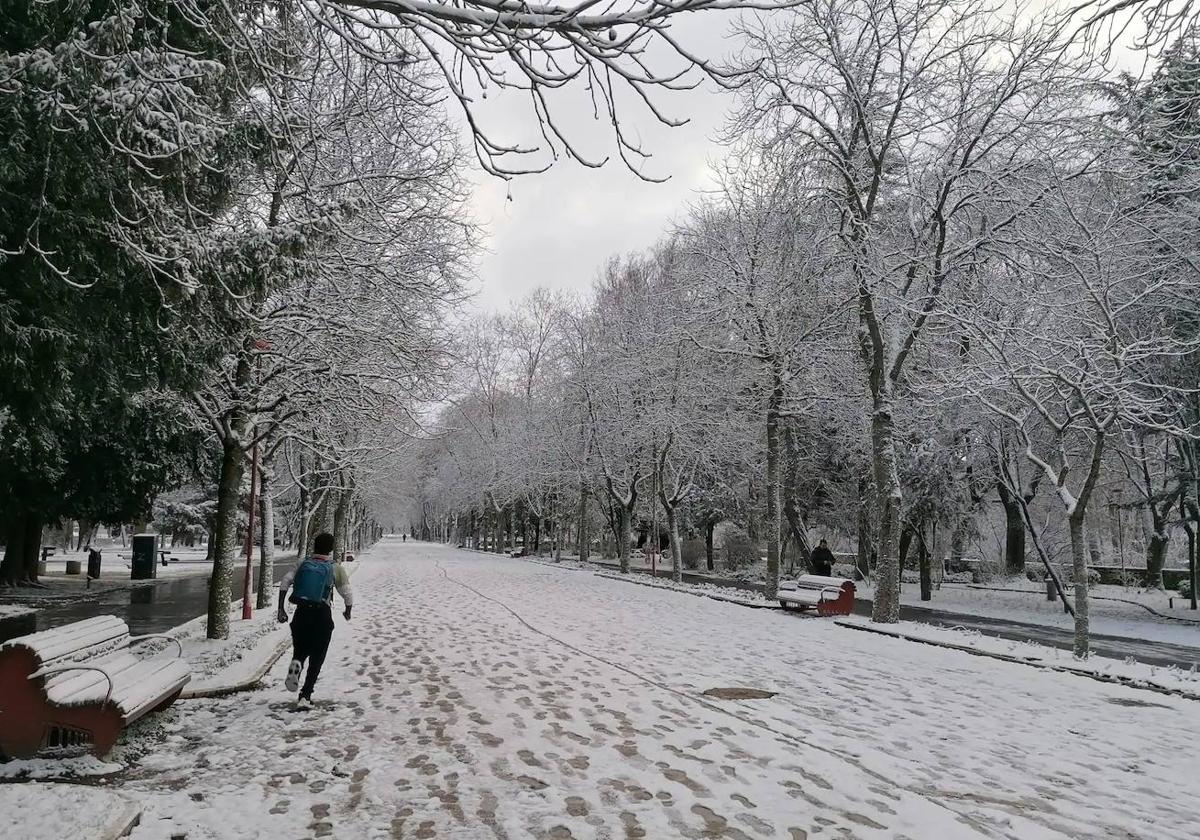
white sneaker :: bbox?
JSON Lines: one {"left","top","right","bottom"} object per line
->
{"left": 285, "top": 659, "right": 302, "bottom": 692}
{"left": 295, "top": 695, "right": 312, "bottom": 710}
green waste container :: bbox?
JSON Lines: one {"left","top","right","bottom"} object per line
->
{"left": 131, "top": 533, "right": 159, "bottom": 580}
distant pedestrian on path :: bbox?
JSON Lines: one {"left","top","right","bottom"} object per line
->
{"left": 810, "top": 539, "right": 835, "bottom": 577}
{"left": 277, "top": 532, "right": 353, "bottom": 708}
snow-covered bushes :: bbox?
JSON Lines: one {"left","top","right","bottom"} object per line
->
{"left": 681, "top": 539, "right": 705, "bottom": 570}
{"left": 1179, "top": 579, "right": 1194, "bottom": 599}
{"left": 721, "top": 530, "right": 758, "bottom": 570}
{"left": 972, "top": 561, "right": 1000, "bottom": 584}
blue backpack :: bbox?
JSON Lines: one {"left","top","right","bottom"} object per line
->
{"left": 290, "top": 557, "right": 335, "bottom": 604}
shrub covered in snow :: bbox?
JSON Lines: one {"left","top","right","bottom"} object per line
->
{"left": 971, "top": 561, "right": 999, "bottom": 583}
{"left": 1179, "top": 579, "right": 1194, "bottom": 599}
{"left": 681, "top": 539, "right": 705, "bottom": 570}
{"left": 721, "top": 530, "right": 758, "bottom": 570}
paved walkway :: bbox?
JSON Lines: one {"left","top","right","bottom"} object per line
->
{"left": 114, "top": 541, "right": 1199, "bottom": 839}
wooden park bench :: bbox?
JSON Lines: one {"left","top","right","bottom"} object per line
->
{"left": 777, "top": 575, "right": 856, "bottom": 616}
{"left": 0, "top": 616, "right": 190, "bottom": 759}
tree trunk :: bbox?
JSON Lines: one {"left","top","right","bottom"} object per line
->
{"left": 207, "top": 435, "right": 246, "bottom": 640}
{"left": 297, "top": 475, "right": 311, "bottom": 558}
{"left": 898, "top": 525, "right": 914, "bottom": 570}
{"left": 997, "top": 482, "right": 1026, "bottom": 575}
{"left": 668, "top": 506, "right": 682, "bottom": 583}
{"left": 870, "top": 399, "right": 902, "bottom": 623}
{"left": 617, "top": 504, "right": 632, "bottom": 573}
{"left": 704, "top": 520, "right": 715, "bottom": 572}
{"left": 856, "top": 478, "right": 872, "bottom": 582}
{"left": 1068, "top": 512, "right": 1091, "bottom": 658}
{"left": 577, "top": 483, "right": 590, "bottom": 562}
{"left": 333, "top": 484, "right": 351, "bottom": 562}
{"left": 764, "top": 385, "right": 783, "bottom": 599}
{"left": 1, "top": 511, "right": 27, "bottom": 586}
{"left": 918, "top": 528, "right": 932, "bottom": 602}
{"left": 23, "top": 514, "right": 43, "bottom": 584}
{"left": 256, "top": 465, "right": 275, "bottom": 609}
{"left": 1145, "top": 526, "right": 1169, "bottom": 590}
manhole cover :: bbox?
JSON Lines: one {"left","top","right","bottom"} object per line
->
{"left": 701, "top": 687, "right": 778, "bottom": 700}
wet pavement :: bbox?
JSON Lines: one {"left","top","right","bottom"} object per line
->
{"left": 0, "top": 558, "right": 298, "bottom": 641}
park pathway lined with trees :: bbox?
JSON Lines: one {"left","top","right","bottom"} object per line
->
{"left": 112, "top": 541, "right": 1197, "bottom": 839}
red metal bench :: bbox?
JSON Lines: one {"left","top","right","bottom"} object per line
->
{"left": 0, "top": 616, "right": 190, "bottom": 759}
{"left": 777, "top": 575, "right": 856, "bottom": 616}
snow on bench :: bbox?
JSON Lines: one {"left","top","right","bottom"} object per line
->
{"left": 0, "top": 616, "right": 190, "bottom": 759}
{"left": 777, "top": 575, "right": 856, "bottom": 617}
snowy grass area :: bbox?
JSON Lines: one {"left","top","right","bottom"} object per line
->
{"left": 41, "top": 546, "right": 214, "bottom": 581}
{"left": 74, "top": 541, "right": 1200, "bottom": 839}
{"left": 857, "top": 579, "right": 1200, "bottom": 647}
{"left": 593, "top": 570, "right": 777, "bottom": 607}
{"left": 837, "top": 616, "right": 1200, "bottom": 699}
{"left": 0, "top": 603, "right": 35, "bottom": 618}
{"left": 0, "top": 781, "right": 140, "bottom": 838}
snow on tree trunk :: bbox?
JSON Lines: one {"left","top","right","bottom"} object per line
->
{"left": 870, "top": 398, "right": 903, "bottom": 623}
{"left": 1145, "top": 529, "right": 1169, "bottom": 590}
{"left": 207, "top": 436, "right": 245, "bottom": 640}
{"left": 666, "top": 505, "right": 682, "bottom": 583}
{"left": 256, "top": 465, "right": 275, "bottom": 610}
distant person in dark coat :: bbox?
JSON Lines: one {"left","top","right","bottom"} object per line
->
{"left": 810, "top": 539, "right": 835, "bottom": 576}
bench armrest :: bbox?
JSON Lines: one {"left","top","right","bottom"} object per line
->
{"left": 28, "top": 664, "right": 115, "bottom": 708}
{"left": 128, "top": 635, "right": 184, "bottom": 658}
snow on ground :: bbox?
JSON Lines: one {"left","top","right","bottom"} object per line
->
{"left": 161, "top": 603, "right": 289, "bottom": 691}
{"left": 857, "top": 580, "right": 1200, "bottom": 648}
{"left": 87, "top": 540, "right": 1200, "bottom": 839}
{"left": 837, "top": 616, "right": 1200, "bottom": 698}
{"left": 0, "top": 781, "right": 140, "bottom": 839}
{"left": 0, "top": 754, "right": 122, "bottom": 781}
{"left": 593, "top": 570, "right": 777, "bottom": 607}
{"left": 0, "top": 604, "right": 35, "bottom": 618}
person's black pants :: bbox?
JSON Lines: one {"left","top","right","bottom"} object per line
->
{"left": 290, "top": 602, "right": 335, "bottom": 697}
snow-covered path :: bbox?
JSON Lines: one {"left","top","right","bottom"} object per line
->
{"left": 117, "top": 541, "right": 1200, "bottom": 839}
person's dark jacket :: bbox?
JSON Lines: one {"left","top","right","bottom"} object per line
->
{"left": 810, "top": 545, "right": 835, "bottom": 576}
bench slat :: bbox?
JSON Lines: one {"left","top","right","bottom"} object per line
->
{"left": 2, "top": 616, "right": 129, "bottom": 668}
{"left": 45, "top": 653, "right": 190, "bottom": 719}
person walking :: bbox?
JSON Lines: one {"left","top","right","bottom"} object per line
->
{"left": 810, "top": 539, "right": 836, "bottom": 577}
{"left": 277, "top": 532, "right": 353, "bottom": 708}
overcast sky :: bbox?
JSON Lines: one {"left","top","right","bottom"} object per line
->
{"left": 462, "top": 16, "right": 740, "bottom": 313}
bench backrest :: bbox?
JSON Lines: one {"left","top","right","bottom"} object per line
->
{"left": 0, "top": 616, "right": 130, "bottom": 671}
{"left": 789, "top": 574, "right": 854, "bottom": 592}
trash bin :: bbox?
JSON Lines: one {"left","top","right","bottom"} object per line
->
{"left": 1045, "top": 577, "right": 1057, "bottom": 601}
{"left": 87, "top": 548, "right": 102, "bottom": 580}
{"left": 65, "top": 560, "right": 82, "bottom": 575}
{"left": 131, "top": 534, "right": 158, "bottom": 580}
